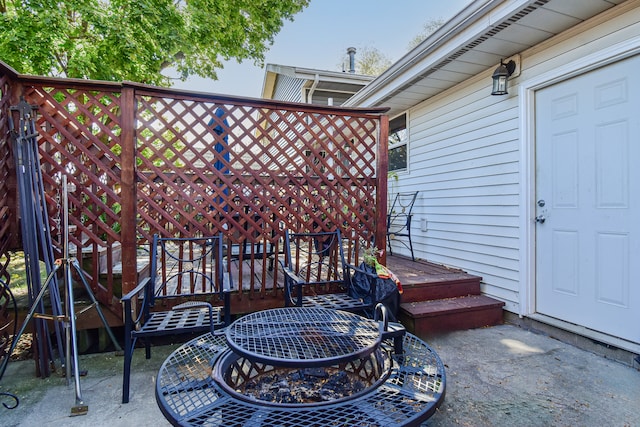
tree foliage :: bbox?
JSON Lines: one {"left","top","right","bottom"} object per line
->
{"left": 355, "top": 46, "right": 392, "bottom": 76}
{"left": 407, "top": 18, "right": 445, "bottom": 50}
{"left": 0, "top": 0, "right": 309, "bottom": 86}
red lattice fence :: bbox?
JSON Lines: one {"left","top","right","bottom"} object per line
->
{"left": 0, "top": 64, "right": 15, "bottom": 287}
{"left": 0, "top": 61, "right": 388, "bottom": 319}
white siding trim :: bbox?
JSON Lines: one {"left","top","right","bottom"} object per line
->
{"left": 518, "top": 34, "right": 640, "bottom": 317}
{"left": 518, "top": 81, "right": 535, "bottom": 317}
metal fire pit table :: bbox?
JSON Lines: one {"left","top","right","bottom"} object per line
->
{"left": 156, "top": 308, "right": 446, "bottom": 427}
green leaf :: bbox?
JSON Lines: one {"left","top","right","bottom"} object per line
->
{"left": 1, "top": 0, "right": 309, "bottom": 85}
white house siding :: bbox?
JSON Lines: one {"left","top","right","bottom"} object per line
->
{"left": 400, "top": 79, "right": 522, "bottom": 312}
{"left": 398, "top": 1, "right": 640, "bottom": 315}
{"left": 272, "top": 75, "right": 306, "bottom": 103}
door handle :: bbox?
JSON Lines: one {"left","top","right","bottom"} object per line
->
{"left": 535, "top": 215, "right": 545, "bottom": 224}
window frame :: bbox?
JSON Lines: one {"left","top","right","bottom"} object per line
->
{"left": 388, "top": 112, "right": 409, "bottom": 173}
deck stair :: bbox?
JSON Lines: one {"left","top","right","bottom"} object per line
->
{"left": 387, "top": 256, "right": 505, "bottom": 336}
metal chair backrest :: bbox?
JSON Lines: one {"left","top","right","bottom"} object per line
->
{"left": 388, "top": 192, "right": 418, "bottom": 227}
{"left": 283, "top": 229, "right": 348, "bottom": 289}
{"left": 147, "top": 234, "right": 226, "bottom": 307}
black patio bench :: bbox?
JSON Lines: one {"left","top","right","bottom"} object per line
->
{"left": 121, "top": 233, "right": 232, "bottom": 403}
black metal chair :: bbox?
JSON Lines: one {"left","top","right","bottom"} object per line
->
{"left": 386, "top": 191, "right": 419, "bottom": 261}
{"left": 0, "top": 279, "right": 19, "bottom": 409}
{"left": 281, "top": 229, "right": 375, "bottom": 314}
{"left": 121, "top": 234, "right": 232, "bottom": 403}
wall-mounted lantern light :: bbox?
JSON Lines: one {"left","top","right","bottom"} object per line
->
{"left": 491, "top": 59, "right": 516, "bottom": 95}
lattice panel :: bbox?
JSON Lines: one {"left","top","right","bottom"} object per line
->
{"left": 134, "top": 93, "right": 381, "bottom": 298}
{"left": 0, "top": 71, "right": 12, "bottom": 285}
{"left": 135, "top": 95, "right": 379, "bottom": 246}
{"left": 22, "top": 85, "right": 123, "bottom": 299}
{"left": 24, "top": 86, "right": 123, "bottom": 246}
{"left": 2, "top": 67, "right": 384, "bottom": 307}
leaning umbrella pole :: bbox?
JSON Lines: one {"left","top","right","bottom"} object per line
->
{"left": 8, "top": 99, "right": 121, "bottom": 416}
{"left": 9, "top": 98, "right": 65, "bottom": 377}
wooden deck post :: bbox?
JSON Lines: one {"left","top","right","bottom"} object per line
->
{"left": 377, "top": 114, "right": 389, "bottom": 264}
{"left": 120, "top": 85, "right": 137, "bottom": 295}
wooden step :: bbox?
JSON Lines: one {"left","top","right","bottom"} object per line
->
{"left": 399, "top": 295, "right": 505, "bottom": 336}
{"left": 75, "top": 241, "right": 122, "bottom": 275}
{"left": 67, "top": 227, "right": 123, "bottom": 275}
{"left": 400, "top": 275, "right": 481, "bottom": 303}
{"left": 110, "top": 255, "right": 151, "bottom": 280}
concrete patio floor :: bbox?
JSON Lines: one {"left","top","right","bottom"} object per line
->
{"left": 1, "top": 322, "right": 639, "bottom": 427}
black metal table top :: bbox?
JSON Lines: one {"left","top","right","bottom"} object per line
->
{"left": 225, "top": 307, "right": 383, "bottom": 367}
{"left": 156, "top": 329, "right": 446, "bottom": 427}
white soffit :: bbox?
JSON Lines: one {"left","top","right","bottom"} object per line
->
{"left": 346, "top": 0, "right": 627, "bottom": 116}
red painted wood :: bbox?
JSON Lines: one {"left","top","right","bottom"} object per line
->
{"left": 399, "top": 295, "right": 505, "bottom": 336}
{"left": 400, "top": 279, "right": 481, "bottom": 303}
{"left": 120, "top": 87, "right": 137, "bottom": 295}
{"left": 401, "top": 295, "right": 504, "bottom": 318}
{"left": 377, "top": 114, "right": 389, "bottom": 264}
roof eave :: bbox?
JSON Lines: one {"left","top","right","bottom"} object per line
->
{"left": 344, "top": 0, "right": 539, "bottom": 108}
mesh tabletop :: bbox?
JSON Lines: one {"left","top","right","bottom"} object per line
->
{"left": 225, "top": 307, "right": 383, "bottom": 366}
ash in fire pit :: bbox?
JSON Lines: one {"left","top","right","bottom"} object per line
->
{"left": 241, "top": 366, "right": 367, "bottom": 404}
{"left": 215, "top": 348, "right": 391, "bottom": 407}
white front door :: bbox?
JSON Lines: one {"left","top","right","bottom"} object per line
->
{"left": 535, "top": 54, "right": 640, "bottom": 344}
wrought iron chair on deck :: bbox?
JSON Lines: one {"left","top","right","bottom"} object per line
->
{"left": 386, "top": 191, "right": 419, "bottom": 261}
{"left": 121, "top": 234, "right": 232, "bottom": 403}
{"left": 281, "top": 229, "right": 375, "bottom": 314}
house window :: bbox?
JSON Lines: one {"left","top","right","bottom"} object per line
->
{"left": 388, "top": 113, "right": 408, "bottom": 172}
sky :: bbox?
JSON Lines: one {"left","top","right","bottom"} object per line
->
{"left": 172, "top": 0, "right": 474, "bottom": 98}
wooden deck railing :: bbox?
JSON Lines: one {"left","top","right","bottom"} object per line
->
{"left": 0, "top": 60, "right": 389, "bottom": 318}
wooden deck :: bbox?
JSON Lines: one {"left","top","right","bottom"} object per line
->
{"left": 226, "top": 254, "right": 485, "bottom": 313}
{"left": 62, "top": 253, "right": 503, "bottom": 336}
{"left": 386, "top": 255, "right": 481, "bottom": 286}
{"left": 388, "top": 256, "right": 472, "bottom": 281}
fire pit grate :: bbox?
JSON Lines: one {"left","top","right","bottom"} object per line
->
{"left": 225, "top": 307, "right": 382, "bottom": 367}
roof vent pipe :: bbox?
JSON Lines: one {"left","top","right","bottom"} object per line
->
{"left": 347, "top": 47, "right": 356, "bottom": 73}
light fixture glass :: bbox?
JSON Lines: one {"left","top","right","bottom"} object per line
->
{"left": 491, "top": 60, "right": 516, "bottom": 96}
